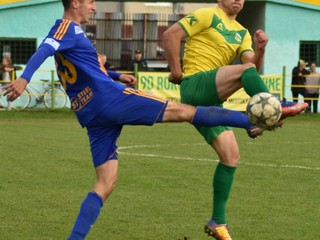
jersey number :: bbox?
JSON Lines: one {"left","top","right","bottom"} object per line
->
{"left": 56, "top": 53, "right": 77, "bottom": 89}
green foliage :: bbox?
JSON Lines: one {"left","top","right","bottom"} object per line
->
{"left": 0, "top": 111, "right": 319, "bottom": 239}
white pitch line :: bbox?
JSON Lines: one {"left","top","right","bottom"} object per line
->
{"left": 118, "top": 144, "right": 320, "bottom": 171}
{"left": 118, "top": 143, "right": 206, "bottom": 149}
{"left": 118, "top": 151, "right": 219, "bottom": 162}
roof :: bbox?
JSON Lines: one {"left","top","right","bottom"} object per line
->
{"left": 1, "top": 0, "right": 319, "bottom": 11}
{"left": 266, "top": 0, "right": 320, "bottom": 10}
{"left": 0, "top": 0, "right": 59, "bottom": 10}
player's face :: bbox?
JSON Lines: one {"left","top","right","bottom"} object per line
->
{"left": 218, "top": 0, "right": 244, "bottom": 17}
{"left": 77, "top": 0, "right": 96, "bottom": 24}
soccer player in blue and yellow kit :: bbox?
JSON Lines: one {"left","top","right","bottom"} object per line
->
{"left": 163, "top": 0, "right": 308, "bottom": 239}
{"left": 2, "top": 0, "right": 275, "bottom": 239}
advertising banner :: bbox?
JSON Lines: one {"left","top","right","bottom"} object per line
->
{"left": 224, "top": 74, "right": 283, "bottom": 111}
{"left": 137, "top": 72, "right": 283, "bottom": 111}
{"left": 137, "top": 72, "right": 180, "bottom": 102}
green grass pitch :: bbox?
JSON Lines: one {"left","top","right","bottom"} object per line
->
{"left": 0, "top": 111, "right": 319, "bottom": 239}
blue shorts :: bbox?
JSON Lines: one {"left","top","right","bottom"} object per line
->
{"left": 86, "top": 88, "right": 168, "bottom": 167}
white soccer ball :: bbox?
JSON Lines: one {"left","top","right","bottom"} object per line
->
{"left": 246, "top": 92, "right": 282, "bottom": 128}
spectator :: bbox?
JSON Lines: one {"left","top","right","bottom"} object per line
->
{"left": 291, "top": 59, "right": 310, "bottom": 102}
{"left": 305, "top": 62, "right": 320, "bottom": 113}
{"left": 0, "top": 55, "right": 15, "bottom": 110}
{"left": 100, "top": 54, "right": 117, "bottom": 71}
{"left": 128, "top": 49, "right": 148, "bottom": 71}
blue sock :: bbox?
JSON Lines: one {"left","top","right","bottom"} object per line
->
{"left": 192, "top": 106, "right": 254, "bottom": 129}
{"left": 68, "top": 192, "right": 104, "bottom": 240}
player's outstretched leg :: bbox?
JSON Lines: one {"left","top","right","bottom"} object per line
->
{"left": 192, "top": 106, "right": 280, "bottom": 139}
{"left": 204, "top": 220, "right": 233, "bottom": 240}
{"left": 280, "top": 98, "right": 308, "bottom": 119}
{"left": 192, "top": 106, "right": 254, "bottom": 129}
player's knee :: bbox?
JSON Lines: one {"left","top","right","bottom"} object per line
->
{"left": 106, "top": 179, "right": 117, "bottom": 193}
{"left": 231, "top": 155, "right": 240, "bottom": 166}
{"left": 221, "top": 157, "right": 240, "bottom": 167}
{"left": 163, "top": 102, "right": 195, "bottom": 122}
{"left": 220, "top": 153, "right": 240, "bottom": 167}
{"left": 95, "top": 178, "right": 118, "bottom": 200}
{"left": 243, "top": 62, "right": 256, "bottom": 70}
{"left": 177, "top": 104, "right": 195, "bottom": 122}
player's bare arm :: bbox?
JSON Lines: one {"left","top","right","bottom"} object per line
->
{"left": 242, "top": 29, "right": 268, "bottom": 72}
{"left": 163, "top": 23, "right": 186, "bottom": 84}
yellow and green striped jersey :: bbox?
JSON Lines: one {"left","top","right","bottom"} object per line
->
{"left": 178, "top": 6, "right": 253, "bottom": 77}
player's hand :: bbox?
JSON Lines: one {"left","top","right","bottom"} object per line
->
{"left": 253, "top": 29, "right": 268, "bottom": 51}
{"left": 168, "top": 71, "right": 183, "bottom": 85}
{"left": 2, "top": 78, "right": 28, "bottom": 102}
{"left": 119, "top": 74, "right": 137, "bottom": 87}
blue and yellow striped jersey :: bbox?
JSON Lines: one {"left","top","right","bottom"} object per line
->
{"left": 40, "top": 19, "right": 126, "bottom": 127}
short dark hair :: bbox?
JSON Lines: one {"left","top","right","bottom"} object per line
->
{"left": 62, "top": 0, "right": 71, "bottom": 10}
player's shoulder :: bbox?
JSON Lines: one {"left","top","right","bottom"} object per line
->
{"left": 193, "top": 6, "right": 217, "bottom": 14}
{"left": 187, "top": 6, "right": 217, "bottom": 20}
{"left": 180, "top": 7, "right": 216, "bottom": 29}
{"left": 52, "top": 19, "right": 74, "bottom": 30}
{"left": 51, "top": 19, "right": 84, "bottom": 40}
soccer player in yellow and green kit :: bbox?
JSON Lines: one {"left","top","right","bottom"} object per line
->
{"left": 3, "top": 0, "right": 285, "bottom": 239}
{"left": 163, "top": 0, "right": 308, "bottom": 239}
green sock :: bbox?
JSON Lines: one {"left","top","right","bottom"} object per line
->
{"left": 241, "top": 67, "right": 269, "bottom": 96}
{"left": 212, "top": 163, "right": 236, "bottom": 224}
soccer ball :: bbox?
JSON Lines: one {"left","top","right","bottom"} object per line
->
{"left": 246, "top": 92, "right": 282, "bottom": 128}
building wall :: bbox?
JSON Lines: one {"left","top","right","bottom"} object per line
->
{"left": 96, "top": 1, "right": 122, "bottom": 12}
{"left": 0, "top": 1, "right": 62, "bottom": 73}
{"left": 233, "top": 1, "right": 320, "bottom": 100}
{"left": 95, "top": 2, "right": 217, "bottom": 14}
{"left": 264, "top": 2, "right": 320, "bottom": 98}
{"left": 0, "top": 3, "right": 61, "bottom": 38}
{"left": 265, "top": 2, "right": 320, "bottom": 73}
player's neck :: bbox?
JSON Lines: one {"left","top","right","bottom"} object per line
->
{"left": 218, "top": 5, "right": 238, "bottom": 20}
{"left": 62, "top": 12, "right": 81, "bottom": 25}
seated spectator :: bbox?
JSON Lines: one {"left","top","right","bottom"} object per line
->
{"left": 100, "top": 54, "right": 117, "bottom": 71}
